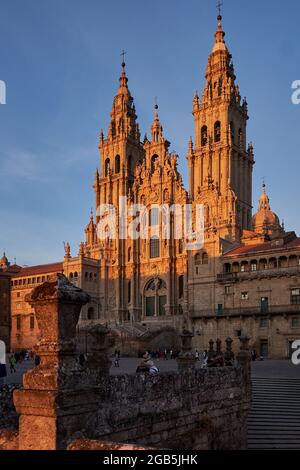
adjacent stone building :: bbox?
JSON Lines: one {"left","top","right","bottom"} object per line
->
{"left": 7, "top": 13, "right": 300, "bottom": 358}
{"left": 0, "top": 254, "right": 21, "bottom": 350}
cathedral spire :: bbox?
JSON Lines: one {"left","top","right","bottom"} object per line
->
{"left": 106, "top": 56, "right": 140, "bottom": 142}
{"left": 118, "top": 58, "right": 129, "bottom": 94}
{"left": 151, "top": 102, "right": 164, "bottom": 142}
{"left": 213, "top": 10, "right": 226, "bottom": 53}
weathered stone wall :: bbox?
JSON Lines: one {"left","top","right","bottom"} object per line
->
{"left": 0, "top": 385, "right": 20, "bottom": 430}
{"left": 90, "top": 366, "right": 249, "bottom": 450}
{"left": 0, "top": 276, "right": 251, "bottom": 451}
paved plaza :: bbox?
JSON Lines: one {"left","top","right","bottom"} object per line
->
{"left": 3, "top": 355, "right": 300, "bottom": 385}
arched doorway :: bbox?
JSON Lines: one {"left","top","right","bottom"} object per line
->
{"left": 144, "top": 278, "right": 167, "bottom": 318}
{"left": 87, "top": 307, "right": 97, "bottom": 320}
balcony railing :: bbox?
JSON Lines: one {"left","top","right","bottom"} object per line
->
{"left": 218, "top": 266, "right": 300, "bottom": 283}
{"left": 191, "top": 304, "right": 300, "bottom": 319}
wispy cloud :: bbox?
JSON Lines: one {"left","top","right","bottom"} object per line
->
{"left": 0, "top": 144, "right": 97, "bottom": 183}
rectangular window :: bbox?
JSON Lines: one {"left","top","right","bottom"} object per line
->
{"left": 30, "top": 315, "right": 35, "bottom": 330}
{"left": 150, "top": 207, "right": 159, "bottom": 227}
{"left": 217, "top": 304, "right": 223, "bottom": 316}
{"left": 178, "top": 276, "right": 184, "bottom": 299}
{"left": 145, "top": 297, "right": 155, "bottom": 317}
{"left": 260, "top": 297, "right": 269, "bottom": 313}
{"left": 292, "top": 316, "right": 300, "bottom": 328}
{"left": 251, "top": 263, "right": 257, "bottom": 272}
{"left": 158, "top": 295, "right": 167, "bottom": 316}
{"left": 260, "top": 317, "right": 269, "bottom": 328}
{"left": 291, "top": 289, "right": 300, "bottom": 305}
{"left": 241, "top": 292, "right": 249, "bottom": 300}
{"left": 225, "top": 286, "right": 232, "bottom": 295}
{"left": 127, "top": 281, "right": 131, "bottom": 304}
{"left": 150, "top": 237, "right": 160, "bottom": 259}
{"left": 17, "top": 292, "right": 20, "bottom": 298}
{"left": 16, "top": 315, "right": 21, "bottom": 331}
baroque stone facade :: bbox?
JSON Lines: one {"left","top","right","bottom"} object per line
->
{"left": 6, "top": 13, "right": 300, "bottom": 358}
{"left": 0, "top": 274, "right": 251, "bottom": 451}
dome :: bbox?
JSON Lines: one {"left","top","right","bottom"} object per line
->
{"left": 0, "top": 252, "right": 9, "bottom": 268}
{"left": 252, "top": 183, "right": 282, "bottom": 236}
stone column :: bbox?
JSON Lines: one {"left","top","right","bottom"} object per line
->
{"left": 13, "top": 274, "right": 104, "bottom": 450}
{"left": 237, "top": 335, "right": 251, "bottom": 396}
{"left": 176, "top": 329, "right": 197, "bottom": 372}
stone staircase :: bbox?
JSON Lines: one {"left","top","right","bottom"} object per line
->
{"left": 248, "top": 377, "right": 300, "bottom": 449}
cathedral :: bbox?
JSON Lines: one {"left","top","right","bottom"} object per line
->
{"left": 5, "top": 13, "right": 300, "bottom": 358}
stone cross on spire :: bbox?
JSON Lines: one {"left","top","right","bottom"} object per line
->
{"left": 121, "top": 49, "right": 126, "bottom": 66}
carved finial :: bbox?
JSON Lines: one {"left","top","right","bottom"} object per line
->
{"left": 121, "top": 49, "right": 126, "bottom": 68}
{"left": 63, "top": 242, "right": 71, "bottom": 259}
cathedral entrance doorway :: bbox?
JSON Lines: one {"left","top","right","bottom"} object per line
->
{"left": 144, "top": 278, "right": 167, "bottom": 318}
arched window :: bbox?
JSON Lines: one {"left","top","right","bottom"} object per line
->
{"left": 232, "top": 262, "right": 239, "bottom": 273}
{"left": 279, "top": 256, "right": 288, "bottom": 268}
{"left": 241, "top": 261, "right": 249, "bottom": 273}
{"left": 115, "top": 155, "right": 120, "bottom": 174}
{"left": 214, "top": 121, "right": 221, "bottom": 143}
{"left": 269, "top": 258, "right": 277, "bottom": 269}
{"left": 178, "top": 275, "right": 184, "bottom": 299}
{"left": 69, "top": 273, "right": 73, "bottom": 279}
{"left": 151, "top": 154, "right": 159, "bottom": 173}
{"left": 150, "top": 236, "right": 160, "bottom": 259}
{"left": 201, "top": 126, "right": 208, "bottom": 147}
{"left": 144, "top": 278, "right": 167, "bottom": 317}
{"left": 250, "top": 260, "right": 257, "bottom": 272}
{"left": 259, "top": 259, "right": 268, "bottom": 271}
{"left": 202, "top": 252, "right": 208, "bottom": 265}
{"left": 105, "top": 158, "right": 110, "bottom": 177}
{"left": 289, "top": 255, "right": 298, "bottom": 267}
{"left": 195, "top": 254, "right": 201, "bottom": 265}
{"left": 87, "top": 307, "right": 96, "bottom": 320}
{"left": 128, "top": 246, "right": 132, "bottom": 262}
{"left": 74, "top": 272, "right": 78, "bottom": 279}
{"left": 224, "top": 263, "right": 231, "bottom": 273}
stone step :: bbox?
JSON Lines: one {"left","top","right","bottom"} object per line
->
{"left": 248, "top": 377, "right": 300, "bottom": 450}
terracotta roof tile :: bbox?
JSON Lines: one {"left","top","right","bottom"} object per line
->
{"left": 11, "top": 262, "right": 63, "bottom": 278}
{"left": 224, "top": 237, "right": 300, "bottom": 257}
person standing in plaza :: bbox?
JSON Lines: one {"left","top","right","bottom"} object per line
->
{"left": 9, "top": 353, "right": 16, "bottom": 373}
{"left": 0, "top": 360, "right": 7, "bottom": 386}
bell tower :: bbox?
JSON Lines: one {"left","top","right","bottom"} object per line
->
{"left": 189, "top": 13, "right": 255, "bottom": 240}
{"left": 96, "top": 60, "right": 145, "bottom": 216}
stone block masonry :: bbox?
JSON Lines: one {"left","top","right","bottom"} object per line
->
{"left": 0, "top": 275, "right": 251, "bottom": 450}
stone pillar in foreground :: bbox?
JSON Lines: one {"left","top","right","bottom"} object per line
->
{"left": 13, "top": 274, "right": 99, "bottom": 450}
{"left": 176, "top": 329, "right": 197, "bottom": 372}
{"left": 237, "top": 334, "right": 251, "bottom": 397}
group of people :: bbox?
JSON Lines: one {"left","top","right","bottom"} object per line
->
{"left": 195, "top": 349, "right": 209, "bottom": 367}
{"left": 138, "top": 349, "right": 179, "bottom": 360}
{"left": 113, "top": 349, "right": 121, "bottom": 367}
{"left": 136, "top": 352, "right": 159, "bottom": 375}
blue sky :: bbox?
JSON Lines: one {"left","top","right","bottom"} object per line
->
{"left": 0, "top": 0, "right": 300, "bottom": 266}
